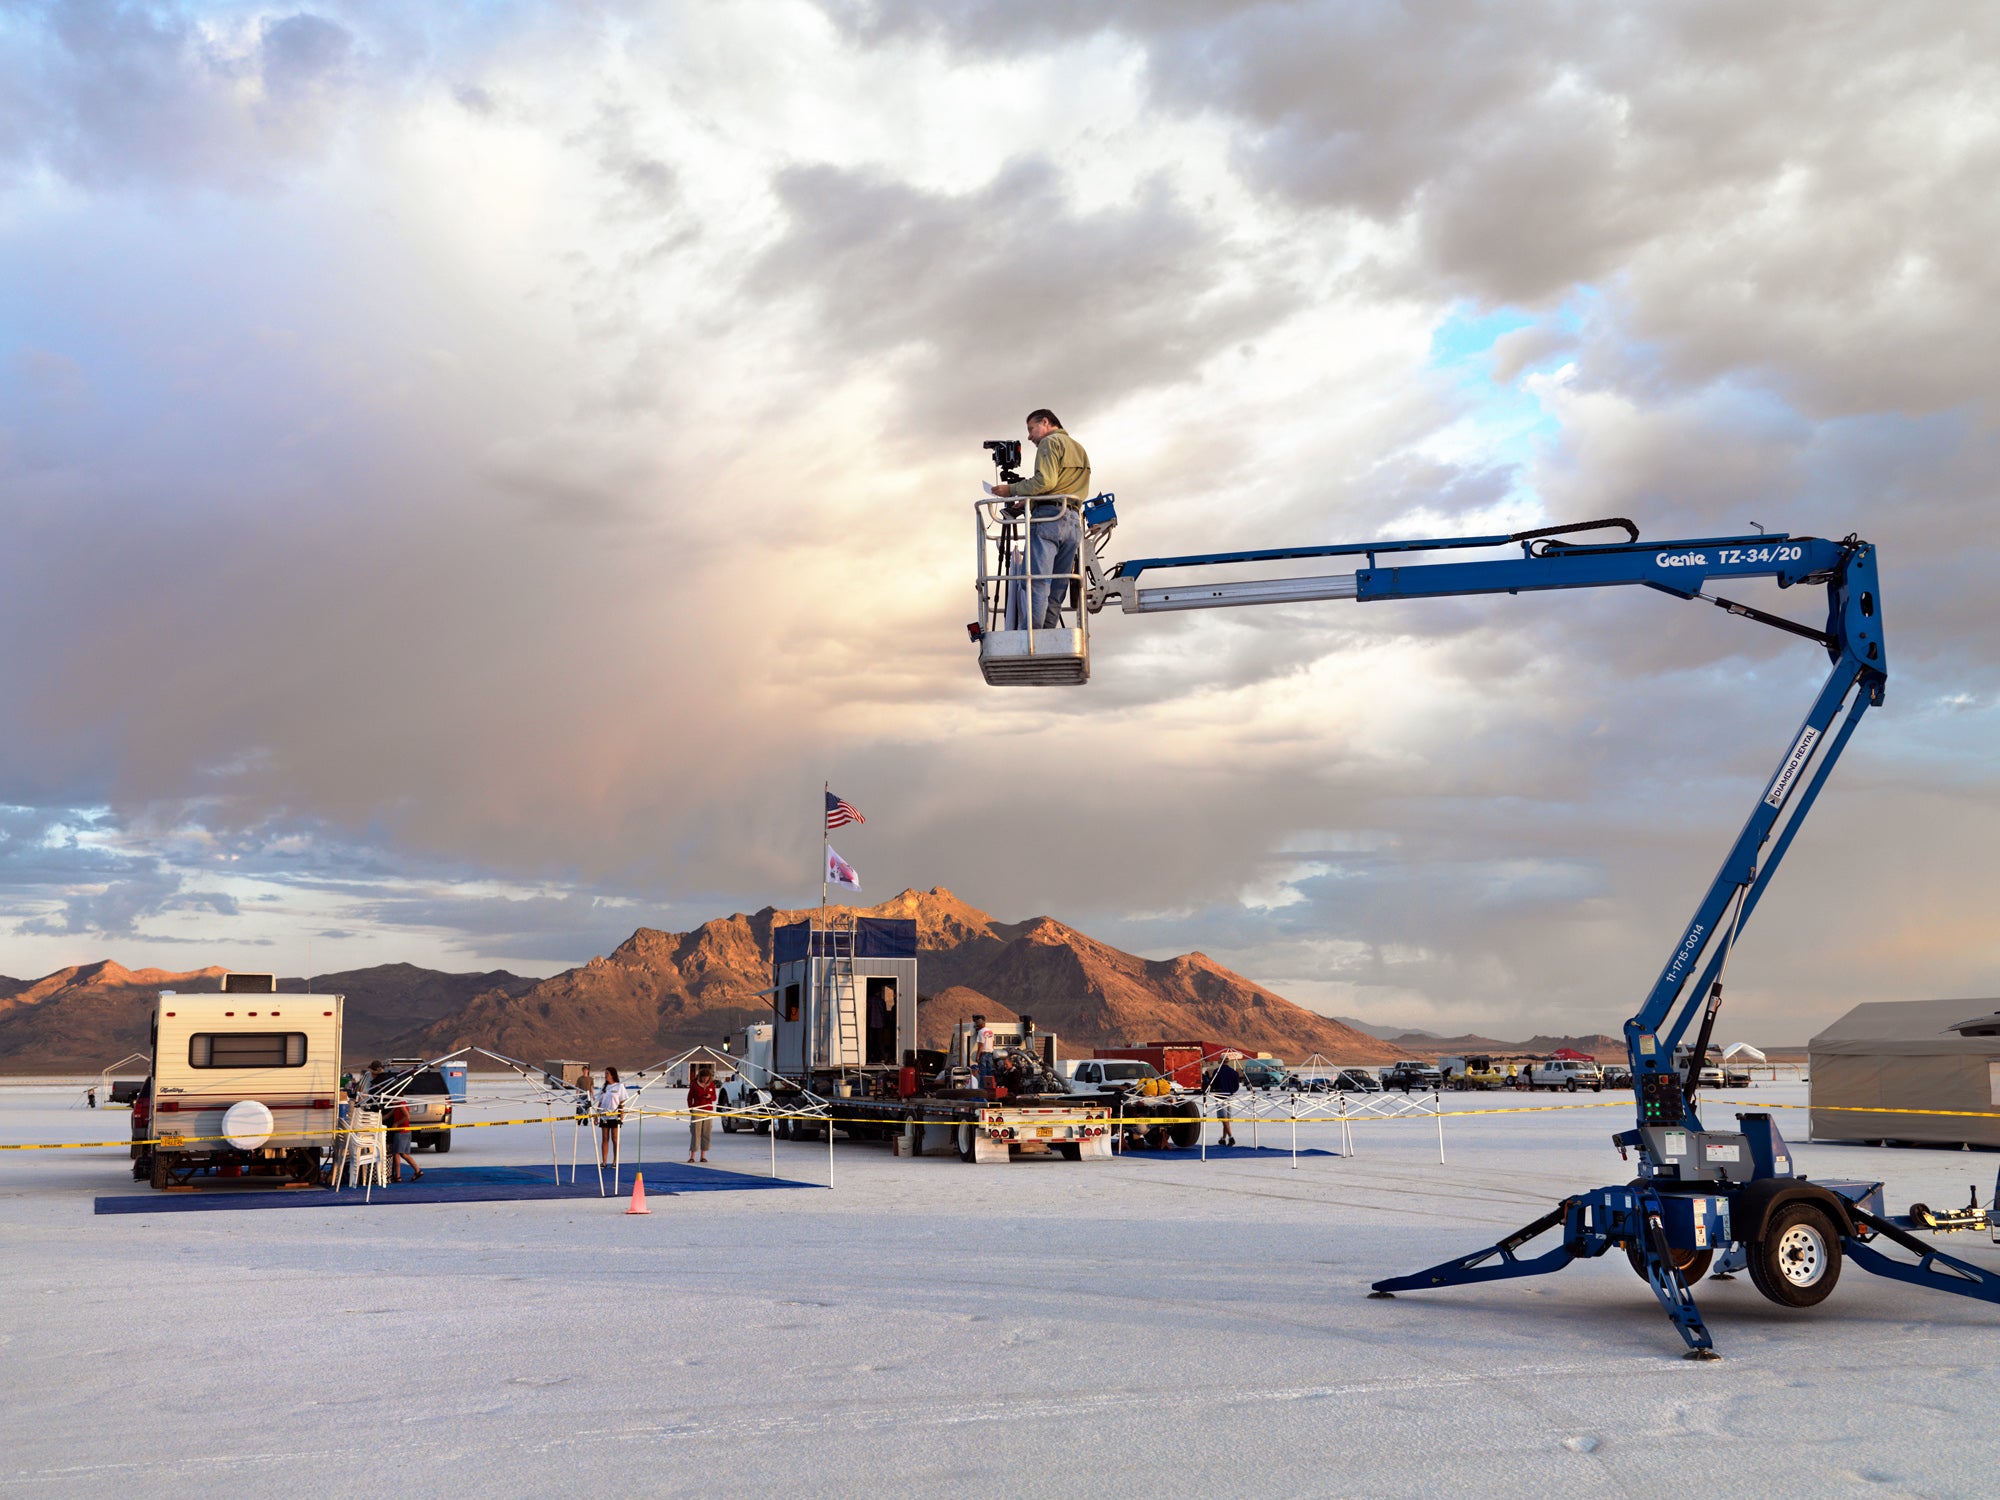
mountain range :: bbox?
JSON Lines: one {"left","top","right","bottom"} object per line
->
{"left": 0, "top": 888, "right": 1637, "bottom": 1074}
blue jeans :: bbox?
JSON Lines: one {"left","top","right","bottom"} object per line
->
{"left": 1029, "top": 502, "right": 1081, "bottom": 628}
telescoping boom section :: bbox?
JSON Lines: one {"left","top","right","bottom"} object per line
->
{"left": 978, "top": 514, "right": 2000, "bottom": 1355}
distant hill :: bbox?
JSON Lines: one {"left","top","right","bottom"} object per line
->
{"left": 1337, "top": 1016, "right": 1439, "bottom": 1041}
{"left": 0, "top": 960, "right": 533, "bottom": 1072}
{"left": 1, "top": 889, "right": 1664, "bottom": 1074}
{"left": 412, "top": 887, "right": 1409, "bottom": 1067}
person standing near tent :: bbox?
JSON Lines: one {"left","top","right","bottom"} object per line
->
{"left": 596, "top": 1067, "right": 628, "bottom": 1166}
{"left": 686, "top": 1067, "right": 718, "bottom": 1164}
{"left": 386, "top": 1096, "right": 422, "bottom": 1183}
{"left": 1211, "top": 1055, "right": 1242, "bottom": 1148}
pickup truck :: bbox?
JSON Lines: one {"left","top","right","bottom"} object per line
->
{"left": 1064, "top": 1059, "right": 1174, "bottom": 1094}
{"left": 1522, "top": 1059, "right": 1603, "bottom": 1092}
{"left": 1060, "top": 1059, "right": 1201, "bottom": 1147}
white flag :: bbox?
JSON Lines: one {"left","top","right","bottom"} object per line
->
{"left": 825, "top": 845, "right": 862, "bottom": 892}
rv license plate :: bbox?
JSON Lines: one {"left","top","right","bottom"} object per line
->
{"left": 1037, "top": 1127, "right": 1053, "bottom": 1138}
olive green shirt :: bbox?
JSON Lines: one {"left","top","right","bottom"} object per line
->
{"left": 1012, "top": 428, "right": 1091, "bottom": 500}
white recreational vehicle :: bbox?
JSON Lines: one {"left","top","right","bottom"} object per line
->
{"left": 141, "top": 973, "right": 344, "bottom": 1190}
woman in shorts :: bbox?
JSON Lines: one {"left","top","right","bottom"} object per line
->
{"left": 596, "top": 1067, "right": 628, "bottom": 1166}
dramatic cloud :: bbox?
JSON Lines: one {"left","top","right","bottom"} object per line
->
{"left": 0, "top": 2, "right": 1992, "bottom": 1041}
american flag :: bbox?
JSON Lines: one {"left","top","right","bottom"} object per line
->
{"left": 825, "top": 791, "right": 865, "bottom": 830}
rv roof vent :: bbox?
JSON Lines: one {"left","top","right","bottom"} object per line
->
{"left": 221, "top": 972, "right": 277, "bottom": 994}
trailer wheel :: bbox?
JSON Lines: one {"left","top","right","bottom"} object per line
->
{"left": 1056, "top": 1143, "right": 1082, "bottom": 1162}
{"left": 1748, "top": 1202, "right": 1843, "bottom": 1308}
{"left": 1625, "top": 1241, "right": 1713, "bottom": 1285}
{"left": 150, "top": 1151, "right": 171, "bottom": 1190}
{"left": 957, "top": 1123, "right": 977, "bottom": 1162}
{"left": 775, "top": 1116, "right": 792, "bottom": 1141}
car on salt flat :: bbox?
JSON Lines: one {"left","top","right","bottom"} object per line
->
{"left": 1383, "top": 1060, "right": 1443, "bottom": 1092}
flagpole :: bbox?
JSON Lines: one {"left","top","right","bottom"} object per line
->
{"left": 821, "top": 779, "right": 829, "bottom": 916}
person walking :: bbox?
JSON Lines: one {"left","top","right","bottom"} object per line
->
{"left": 596, "top": 1067, "right": 628, "bottom": 1167}
{"left": 1211, "top": 1055, "right": 1242, "bottom": 1149}
{"left": 687, "top": 1067, "right": 718, "bottom": 1164}
{"left": 386, "top": 1097, "right": 422, "bottom": 1183}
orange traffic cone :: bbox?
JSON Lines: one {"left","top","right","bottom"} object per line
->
{"left": 625, "top": 1172, "right": 651, "bottom": 1215}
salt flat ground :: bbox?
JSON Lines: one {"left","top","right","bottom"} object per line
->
{"left": 4, "top": 1080, "right": 1999, "bottom": 1499}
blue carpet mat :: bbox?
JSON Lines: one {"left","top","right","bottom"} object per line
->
{"left": 1114, "top": 1144, "right": 1341, "bottom": 1162}
{"left": 94, "top": 1160, "right": 810, "bottom": 1215}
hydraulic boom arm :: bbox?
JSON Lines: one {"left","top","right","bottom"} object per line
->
{"left": 1094, "top": 519, "right": 1886, "bottom": 1156}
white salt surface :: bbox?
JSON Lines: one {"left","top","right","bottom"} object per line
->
{"left": 4, "top": 1080, "right": 2000, "bottom": 1497}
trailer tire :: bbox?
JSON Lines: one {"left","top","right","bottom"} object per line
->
{"left": 150, "top": 1151, "right": 171, "bottom": 1190}
{"left": 1748, "top": 1202, "right": 1843, "bottom": 1308}
{"left": 775, "top": 1116, "right": 792, "bottom": 1141}
{"left": 957, "top": 1123, "right": 977, "bottom": 1163}
{"left": 1625, "top": 1241, "right": 1713, "bottom": 1285}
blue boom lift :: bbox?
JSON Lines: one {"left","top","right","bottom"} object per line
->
{"left": 970, "top": 504, "right": 2000, "bottom": 1356}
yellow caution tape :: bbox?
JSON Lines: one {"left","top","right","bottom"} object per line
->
{"left": 10, "top": 1095, "right": 2000, "bottom": 1152}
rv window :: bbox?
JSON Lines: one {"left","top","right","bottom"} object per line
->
{"left": 783, "top": 984, "right": 801, "bottom": 1023}
{"left": 189, "top": 1032, "right": 308, "bottom": 1068}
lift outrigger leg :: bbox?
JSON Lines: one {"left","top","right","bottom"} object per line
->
{"left": 1370, "top": 1185, "right": 1717, "bottom": 1357}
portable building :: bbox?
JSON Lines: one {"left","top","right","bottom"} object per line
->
{"left": 1808, "top": 997, "right": 2000, "bottom": 1147}
{"left": 771, "top": 917, "right": 918, "bottom": 1078}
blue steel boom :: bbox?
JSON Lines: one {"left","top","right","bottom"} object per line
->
{"left": 1042, "top": 514, "right": 1999, "bottom": 1356}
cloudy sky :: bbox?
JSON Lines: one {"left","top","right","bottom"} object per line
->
{"left": 2, "top": 1, "right": 1995, "bottom": 1041}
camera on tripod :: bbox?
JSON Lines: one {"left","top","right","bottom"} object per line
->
{"left": 983, "top": 439, "right": 1024, "bottom": 485}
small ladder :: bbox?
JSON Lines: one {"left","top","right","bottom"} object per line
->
{"left": 826, "top": 919, "right": 862, "bottom": 1069}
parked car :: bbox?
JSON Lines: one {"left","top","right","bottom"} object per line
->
{"left": 1723, "top": 1064, "right": 1752, "bottom": 1088}
{"left": 1383, "top": 1060, "right": 1444, "bottom": 1092}
{"left": 1239, "top": 1058, "right": 1289, "bottom": 1089}
{"left": 1601, "top": 1064, "right": 1632, "bottom": 1089}
{"left": 1440, "top": 1054, "right": 1508, "bottom": 1090}
{"left": 1523, "top": 1058, "right": 1603, "bottom": 1092}
{"left": 1334, "top": 1068, "right": 1383, "bottom": 1093}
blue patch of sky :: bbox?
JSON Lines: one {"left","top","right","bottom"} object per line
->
{"left": 1420, "top": 291, "right": 1599, "bottom": 509}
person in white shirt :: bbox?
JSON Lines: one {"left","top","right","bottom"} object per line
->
{"left": 972, "top": 1015, "right": 997, "bottom": 1087}
{"left": 596, "top": 1067, "right": 629, "bottom": 1165}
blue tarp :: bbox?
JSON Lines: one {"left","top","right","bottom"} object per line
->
{"left": 93, "top": 1160, "right": 813, "bottom": 1214}
{"left": 773, "top": 917, "right": 917, "bottom": 963}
